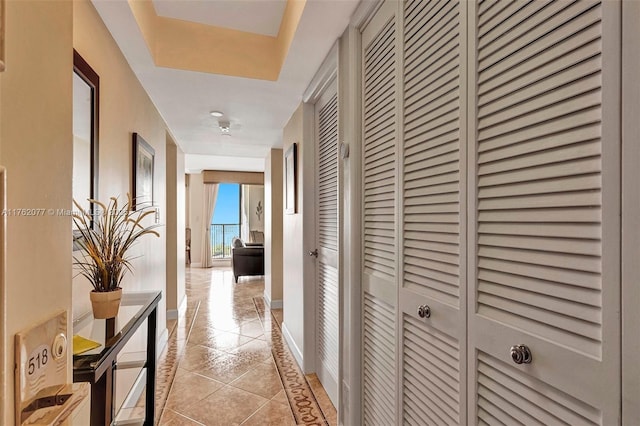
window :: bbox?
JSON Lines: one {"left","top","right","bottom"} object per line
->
{"left": 211, "top": 183, "right": 240, "bottom": 258}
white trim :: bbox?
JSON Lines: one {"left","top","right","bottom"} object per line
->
{"left": 281, "top": 322, "right": 305, "bottom": 371}
{"left": 340, "top": 20, "right": 365, "bottom": 426}
{"left": 351, "top": 0, "right": 384, "bottom": 29}
{"left": 270, "top": 299, "right": 283, "bottom": 309}
{"left": 303, "top": 42, "right": 338, "bottom": 103}
{"left": 622, "top": 1, "right": 640, "bottom": 423}
{"left": 167, "top": 293, "right": 188, "bottom": 320}
{"left": 263, "top": 292, "right": 283, "bottom": 309}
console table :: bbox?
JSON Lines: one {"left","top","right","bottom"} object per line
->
{"left": 73, "top": 291, "right": 161, "bottom": 426}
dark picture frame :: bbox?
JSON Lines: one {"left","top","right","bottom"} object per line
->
{"left": 284, "top": 143, "right": 297, "bottom": 214}
{"left": 132, "top": 133, "right": 154, "bottom": 210}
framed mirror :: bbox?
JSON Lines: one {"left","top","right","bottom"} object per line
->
{"left": 73, "top": 50, "right": 99, "bottom": 240}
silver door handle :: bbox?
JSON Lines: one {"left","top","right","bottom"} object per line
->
{"left": 308, "top": 249, "right": 318, "bottom": 258}
{"left": 417, "top": 304, "right": 431, "bottom": 318}
{"left": 510, "top": 344, "right": 532, "bottom": 364}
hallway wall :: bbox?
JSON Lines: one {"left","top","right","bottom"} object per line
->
{"left": 166, "top": 135, "right": 186, "bottom": 317}
{"left": 187, "top": 172, "right": 204, "bottom": 266}
{"left": 72, "top": 0, "right": 168, "bottom": 341}
{"left": 282, "top": 103, "right": 316, "bottom": 372}
{"left": 0, "top": 1, "right": 73, "bottom": 423}
{"left": 264, "top": 149, "right": 283, "bottom": 307}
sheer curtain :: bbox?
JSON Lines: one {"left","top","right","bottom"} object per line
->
{"left": 241, "top": 184, "right": 249, "bottom": 241}
{"left": 201, "top": 183, "right": 219, "bottom": 268}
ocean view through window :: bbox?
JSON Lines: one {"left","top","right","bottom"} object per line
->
{"left": 211, "top": 183, "right": 240, "bottom": 258}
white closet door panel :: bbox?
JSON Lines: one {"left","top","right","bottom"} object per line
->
{"left": 476, "top": 351, "right": 601, "bottom": 426}
{"left": 469, "top": 0, "right": 621, "bottom": 423}
{"left": 361, "top": 1, "right": 398, "bottom": 424}
{"left": 363, "top": 292, "right": 396, "bottom": 426}
{"left": 403, "top": 314, "right": 461, "bottom": 426}
{"left": 315, "top": 79, "right": 339, "bottom": 406}
{"left": 400, "top": 0, "right": 467, "bottom": 424}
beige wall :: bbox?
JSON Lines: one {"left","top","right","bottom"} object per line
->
{"left": 1, "top": 1, "right": 174, "bottom": 420}
{"left": 265, "top": 149, "right": 283, "bottom": 306}
{"left": 281, "top": 103, "right": 316, "bottom": 372}
{"left": 248, "top": 185, "right": 265, "bottom": 234}
{"left": 166, "top": 135, "right": 186, "bottom": 317}
{"left": 72, "top": 0, "right": 168, "bottom": 339}
{"left": 188, "top": 173, "right": 204, "bottom": 266}
{"left": 0, "top": 1, "right": 73, "bottom": 423}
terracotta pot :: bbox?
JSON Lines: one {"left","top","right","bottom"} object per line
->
{"left": 89, "top": 288, "right": 123, "bottom": 319}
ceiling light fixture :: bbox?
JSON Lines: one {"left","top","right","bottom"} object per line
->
{"left": 210, "top": 111, "right": 224, "bottom": 117}
{"left": 218, "top": 120, "right": 231, "bottom": 136}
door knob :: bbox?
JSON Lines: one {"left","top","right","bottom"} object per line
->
{"left": 308, "top": 249, "right": 318, "bottom": 258}
{"left": 510, "top": 344, "right": 532, "bottom": 364}
{"left": 417, "top": 304, "right": 431, "bottom": 318}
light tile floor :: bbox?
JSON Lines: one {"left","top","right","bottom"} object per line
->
{"left": 157, "top": 266, "right": 336, "bottom": 426}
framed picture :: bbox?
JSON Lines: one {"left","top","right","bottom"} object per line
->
{"left": 132, "top": 133, "right": 154, "bottom": 210}
{"left": 284, "top": 143, "right": 297, "bottom": 214}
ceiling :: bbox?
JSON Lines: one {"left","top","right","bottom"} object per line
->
{"left": 91, "top": 0, "right": 362, "bottom": 172}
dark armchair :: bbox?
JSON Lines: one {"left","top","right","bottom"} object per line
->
{"left": 231, "top": 238, "right": 264, "bottom": 283}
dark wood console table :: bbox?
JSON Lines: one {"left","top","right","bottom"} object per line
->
{"left": 73, "top": 291, "right": 161, "bottom": 426}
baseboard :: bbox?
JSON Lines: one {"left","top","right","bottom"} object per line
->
{"left": 167, "top": 294, "right": 187, "bottom": 320}
{"left": 191, "top": 262, "right": 203, "bottom": 268}
{"left": 263, "top": 292, "right": 283, "bottom": 309}
{"left": 281, "top": 322, "right": 304, "bottom": 370}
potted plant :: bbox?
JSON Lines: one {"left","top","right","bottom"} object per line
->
{"left": 72, "top": 194, "right": 160, "bottom": 319}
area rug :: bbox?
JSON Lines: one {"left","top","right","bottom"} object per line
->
{"left": 253, "top": 297, "right": 329, "bottom": 426}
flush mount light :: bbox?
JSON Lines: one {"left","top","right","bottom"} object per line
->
{"left": 218, "top": 120, "right": 231, "bottom": 135}
{"left": 210, "top": 111, "right": 224, "bottom": 117}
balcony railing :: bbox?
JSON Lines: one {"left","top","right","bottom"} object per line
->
{"left": 211, "top": 223, "right": 240, "bottom": 258}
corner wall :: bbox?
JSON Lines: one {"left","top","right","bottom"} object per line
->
{"left": 265, "top": 149, "right": 283, "bottom": 307}
{"left": 166, "top": 135, "right": 186, "bottom": 317}
{"left": 0, "top": 1, "right": 73, "bottom": 423}
{"left": 282, "top": 103, "right": 316, "bottom": 372}
{"left": 187, "top": 173, "right": 204, "bottom": 266}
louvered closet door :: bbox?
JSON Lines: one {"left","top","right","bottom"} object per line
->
{"left": 361, "top": 1, "right": 399, "bottom": 425}
{"left": 399, "top": 0, "right": 467, "bottom": 424}
{"left": 315, "top": 78, "right": 339, "bottom": 407}
{"left": 468, "top": 1, "right": 621, "bottom": 424}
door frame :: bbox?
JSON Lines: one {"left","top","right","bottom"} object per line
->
{"left": 622, "top": 1, "right": 639, "bottom": 423}
{"left": 339, "top": 1, "right": 386, "bottom": 425}
{"left": 303, "top": 41, "right": 341, "bottom": 410}
{"left": 305, "top": 51, "right": 340, "bottom": 407}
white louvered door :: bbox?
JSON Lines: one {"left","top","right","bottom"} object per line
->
{"left": 399, "top": 0, "right": 467, "bottom": 424}
{"left": 315, "top": 78, "right": 339, "bottom": 407}
{"left": 356, "top": 0, "right": 622, "bottom": 423}
{"left": 361, "top": 1, "right": 399, "bottom": 425}
{"left": 468, "top": 1, "right": 621, "bottom": 424}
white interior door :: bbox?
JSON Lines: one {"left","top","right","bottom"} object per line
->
{"left": 355, "top": 0, "right": 623, "bottom": 423}
{"left": 315, "top": 78, "right": 340, "bottom": 407}
{"left": 399, "top": 0, "right": 468, "bottom": 424}
{"left": 467, "top": 1, "right": 621, "bottom": 423}
{"left": 360, "top": 2, "right": 399, "bottom": 424}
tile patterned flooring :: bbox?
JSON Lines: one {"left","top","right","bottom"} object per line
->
{"left": 155, "top": 266, "right": 337, "bottom": 426}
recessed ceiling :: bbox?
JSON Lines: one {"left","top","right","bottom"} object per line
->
{"left": 152, "top": 0, "right": 287, "bottom": 37}
{"left": 91, "top": 0, "right": 360, "bottom": 173}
